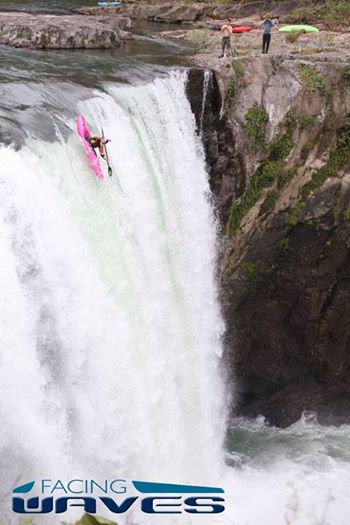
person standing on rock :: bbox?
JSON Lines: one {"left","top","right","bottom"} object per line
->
{"left": 262, "top": 13, "right": 279, "bottom": 54}
{"left": 219, "top": 21, "right": 232, "bottom": 58}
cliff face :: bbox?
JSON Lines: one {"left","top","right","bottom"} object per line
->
{"left": 188, "top": 55, "right": 350, "bottom": 427}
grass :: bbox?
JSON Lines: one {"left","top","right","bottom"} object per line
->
{"left": 232, "top": 59, "right": 245, "bottom": 80}
{"left": 244, "top": 103, "right": 269, "bottom": 151}
{"left": 188, "top": 29, "right": 210, "bottom": 52}
{"left": 226, "top": 79, "right": 237, "bottom": 106}
{"left": 226, "top": 61, "right": 245, "bottom": 107}
{"left": 285, "top": 30, "right": 304, "bottom": 44}
{"left": 299, "top": 115, "right": 316, "bottom": 130}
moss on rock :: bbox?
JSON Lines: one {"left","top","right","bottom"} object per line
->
{"left": 243, "top": 102, "right": 269, "bottom": 151}
{"left": 298, "top": 65, "right": 329, "bottom": 96}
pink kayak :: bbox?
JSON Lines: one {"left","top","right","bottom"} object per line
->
{"left": 76, "top": 115, "right": 104, "bottom": 180}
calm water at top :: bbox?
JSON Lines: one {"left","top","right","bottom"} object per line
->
{"left": 0, "top": 0, "right": 98, "bottom": 13}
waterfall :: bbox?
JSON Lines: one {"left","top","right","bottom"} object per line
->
{"left": 199, "top": 70, "right": 211, "bottom": 137}
{"left": 0, "top": 71, "right": 228, "bottom": 524}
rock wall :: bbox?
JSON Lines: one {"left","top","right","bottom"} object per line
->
{"left": 188, "top": 56, "right": 350, "bottom": 427}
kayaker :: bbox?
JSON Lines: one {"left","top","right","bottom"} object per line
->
{"left": 85, "top": 136, "right": 110, "bottom": 159}
{"left": 262, "top": 13, "right": 279, "bottom": 54}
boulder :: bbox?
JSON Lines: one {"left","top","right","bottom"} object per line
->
{"left": 0, "top": 12, "right": 134, "bottom": 49}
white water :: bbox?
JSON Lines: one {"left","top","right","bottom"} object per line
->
{"left": 0, "top": 72, "right": 227, "bottom": 523}
{"left": 1, "top": 70, "right": 350, "bottom": 525}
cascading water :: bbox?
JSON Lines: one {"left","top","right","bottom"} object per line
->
{"left": 0, "top": 72, "right": 228, "bottom": 524}
{"left": 1, "top": 53, "right": 350, "bottom": 525}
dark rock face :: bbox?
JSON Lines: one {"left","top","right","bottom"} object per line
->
{"left": 223, "top": 182, "right": 350, "bottom": 427}
{"left": 0, "top": 12, "right": 133, "bottom": 49}
{"left": 189, "top": 55, "right": 350, "bottom": 427}
{"left": 186, "top": 68, "right": 221, "bottom": 172}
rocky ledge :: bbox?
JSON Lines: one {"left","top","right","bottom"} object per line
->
{"left": 0, "top": 12, "right": 133, "bottom": 49}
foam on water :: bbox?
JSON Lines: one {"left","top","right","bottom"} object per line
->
{"left": 0, "top": 72, "right": 226, "bottom": 524}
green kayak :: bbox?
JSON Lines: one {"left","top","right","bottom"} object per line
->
{"left": 279, "top": 25, "right": 319, "bottom": 33}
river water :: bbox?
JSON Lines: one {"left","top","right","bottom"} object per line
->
{"left": 0, "top": 4, "right": 350, "bottom": 525}
{"left": 0, "top": 0, "right": 97, "bottom": 13}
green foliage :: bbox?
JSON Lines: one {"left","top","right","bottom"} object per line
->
{"left": 228, "top": 159, "right": 294, "bottom": 234}
{"left": 287, "top": 200, "right": 306, "bottom": 226}
{"left": 280, "top": 236, "right": 290, "bottom": 250}
{"left": 232, "top": 59, "right": 245, "bottom": 80}
{"left": 228, "top": 110, "right": 300, "bottom": 235}
{"left": 301, "top": 119, "right": 350, "bottom": 198}
{"left": 228, "top": 179, "right": 261, "bottom": 235}
{"left": 226, "top": 79, "right": 236, "bottom": 106}
{"left": 277, "top": 166, "right": 297, "bottom": 189}
{"left": 239, "top": 261, "right": 273, "bottom": 283}
{"left": 301, "top": 139, "right": 317, "bottom": 161}
{"left": 189, "top": 29, "right": 209, "bottom": 53}
{"left": 269, "top": 133, "right": 294, "bottom": 161}
{"left": 260, "top": 190, "right": 279, "bottom": 214}
{"left": 289, "top": 0, "right": 350, "bottom": 30}
{"left": 285, "top": 110, "right": 298, "bottom": 132}
{"left": 299, "top": 65, "right": 328, "bottom": 96}
{"left": 285, "top": 30, "right": 303, "bottom": 43}
{"left": 39, "top": 32, "right": 51, "bottom": 47}
{"left": 342, "top": 62, "right": 350, "bottom": 84}
{"left": 299, "top": 114, "right": 316, "bottom": 130}
{"left": 287, "top": 118, "right": 350, "bottom": 227}
{"left": 244, "top": 103, "right": 269, "bottom": 151}
{"left": 226, "top": 61, "right": 245, "bottom": 107}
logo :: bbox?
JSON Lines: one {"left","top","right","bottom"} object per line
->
{"left": 12, "top": 479, "right": 225, "bottom": 516}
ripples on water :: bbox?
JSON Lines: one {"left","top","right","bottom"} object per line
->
{"left": 0, "top": 0, "right": 97, "bottom": 13}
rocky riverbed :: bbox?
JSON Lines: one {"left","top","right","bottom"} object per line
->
{"left": 0, "top": 12, "right": 133, "bottom": 48}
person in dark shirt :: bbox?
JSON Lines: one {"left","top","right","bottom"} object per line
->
{"left": 262, "top": 14, "right": 279, "bottom": 54}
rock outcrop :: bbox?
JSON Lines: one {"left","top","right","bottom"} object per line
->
{"left": 75, "top": 0, "right": 328, "bottom": 25}
{"left": 75, "top": 2, "right": 207, "bottom": 23}
{"left": 188, "top": 54, "right": 350, "bottom": 427}
{"left": 0, "top": 12, "right": 133, "bottom": 49}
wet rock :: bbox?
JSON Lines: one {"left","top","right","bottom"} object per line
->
{"left": 186, "top": 68, "right": 222, "bottom": 172}
{"left": 0, "top": 12, "right": 134, "bottom": 49}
